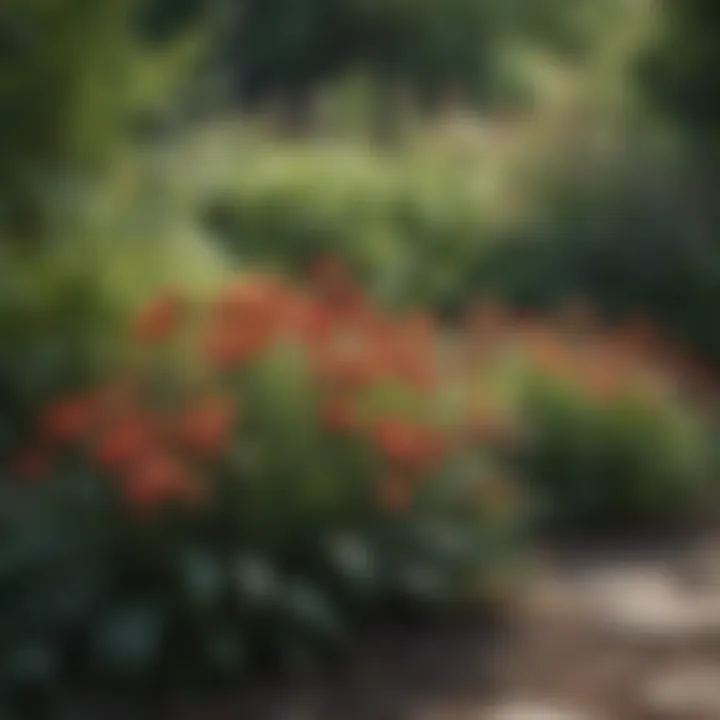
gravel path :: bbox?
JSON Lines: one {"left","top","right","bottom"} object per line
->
{"left": 65, "top": 537, "right": 720, "bottom": 720}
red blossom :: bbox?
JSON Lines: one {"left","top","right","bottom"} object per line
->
{"left": 94, "top": 417, "right": 157, "bottom": 472}
{"left": 13, "top": 447, "right": 52, "bottom": 482}
{"left": 177, "top": 398, "right": 236, "bottom": 456}
{"left": 322, "top": 398, "right": 357, "bottom": 435}
{"left": 122, "top": 452, "right": 204, "bottom": 512}
{"left": 133, "top": 291, "right": 184, "bottom": 343}
{"left": 42, "top": 396, "right": 95, "bottom": 444}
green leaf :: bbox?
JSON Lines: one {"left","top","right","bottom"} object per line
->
{"left": 1, "top": 641, "right": 57, "bottom": 688}
{"left": 327, "top": 535, "right": 378, "bottom": 593}
{"left": 283, "top": 581, "right": 345, "bottom": 641}
{"left": 234, "top": 556, "right": 279, "bottom": 606}
{"left": 92, "top": 603, "right": 164, "bottom": 676}
{"left": 179, "top": 550, "right": 223, "bottom": 611}
{"left": 204, "top": 631, "right": 245, "bottom": 675}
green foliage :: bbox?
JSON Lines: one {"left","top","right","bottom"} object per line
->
{"left": 223, "top": 0, "right": 594, "bottom": 118}
{"left": 516, "top": 368, "right": 715, "bottom": 530}
{"left": 472, "top": 162, "right": 720, "bottom": 359}
{"left": 639, "top": 0, "right": 720, "bottom": 154}
{"left": 0, "top": 276, "right": 522, "bottom": 707}
{"left": 0, "top": 0, "right": 204, "bottom": 239}
{"left": 202, "top": 144, "right": 494, "bottom": 313}
{"left": 0, "top": 248, "right": 120, "bottom": 464}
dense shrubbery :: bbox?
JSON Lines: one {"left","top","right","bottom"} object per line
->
{"left": 470, "top": 304, "right": 718, "bottom": 529}
{"left": 202, "top": 142, "right": 720, "bottom": 361}
{"left": 1, "top": 256, "right": 716, "bottom": 711}
{"left": 472, "top": 163, "right": 720, "bottom": 360}
{"left": 0, "top": 250, "right": 121, "bottom": 468}
{"left": 201, "top": 144, "right": 495, "bottom": 314}
{"left": 1, "top": 260, "right": 522, "bottom": 706}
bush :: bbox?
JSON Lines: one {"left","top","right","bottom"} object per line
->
{"left": 200, "top": 143, "right": 495, "bottom": 314}
{"left": 470, "top": 160, "right": 720, "bottom": 360}
{"left": 200, "top": 137, "right": 720, "bottom": 363}
{"left": 1, "top": 260, "right": 523, "bottom": 706}
{"left": 0, "top": 248, "right": 121, "bottom": 467}
{"left": 474, "top": 308, "right": 718, "bottom": 530}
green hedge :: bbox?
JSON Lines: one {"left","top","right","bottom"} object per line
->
{"left": 201, "top": 140, "right": 720, "bottom": 359}
{"left": 201, "top": 143, "right": 497, "bottom": 314}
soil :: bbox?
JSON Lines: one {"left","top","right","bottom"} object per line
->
{"left": 58, "top": 535, "right": 720, "bottom": 720}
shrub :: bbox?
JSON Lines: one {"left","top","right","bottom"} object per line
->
{"left": 200, "top": 143, "right": 495, "bottom": 313}
{"left": 1, "top": 260, "right": 523, "bottom": 706}
{"left": 0, "top": 249, "right": 121, "bottom": 467}
{"left": 472, "top": 306, "right": 718, "bottom": 530}
{"left": 470, "top": 160, "right": 720, "bottom": 361}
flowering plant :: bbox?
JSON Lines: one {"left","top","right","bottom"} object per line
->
{"left": 1, "top": 259, "right": 522, "bottom": 702}
{"left": 465, "top": 302, "right": 718, "bottom": 529}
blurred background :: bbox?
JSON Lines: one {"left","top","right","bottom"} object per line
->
{"left": 1, "top": 0, "right": 720, "bottom": 717}
{"left": 2, "top": 0, "right": 719, "bottom": 332}
{"left": 3, "top": 0, "right": 720, "bottom": 387}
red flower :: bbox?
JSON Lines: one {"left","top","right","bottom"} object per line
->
{"left": 93, "top": 381, "right": 137, "bottom": 420}
{"left": 94, "top": 417, "right": 157, "bottom": 472}
{"left": 133, "top": 291, "right": 184, "bottom": 343}
{"left": 42, "top": 396, "right": 95, "bottom": 443}
{"left": 177, "top": 398, "right": 235, "bottom": 456}
{"left": 373, "top": 419, "right": 423, "bottom": 466}
{"left": 123, "top": 452, "right": 204, "bottom": 512}
{"left": 13, "top": 447, "right": 51, "bottom": 482}
{"left": 314, "top": 331, "right": 389, "bottom": 389}
{"left": 204, "top": 324, "right": 272, "bottom": 369}
{"left": 216, "top": 276, "right": 286, "bottom": 329}
{"left": 322, "top": 399, "right": 357, "bottom": 435}
{"left": 310, "top": 256, "right": 354, "bottom": 296}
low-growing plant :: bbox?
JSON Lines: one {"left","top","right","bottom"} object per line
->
{"left": 469, "top": 306, "right": 718, "bottom": 530}
{"left": 1, "top": 259, "right": 523, "bottom": 707}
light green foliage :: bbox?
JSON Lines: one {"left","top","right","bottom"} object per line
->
{"left": 201, "top": 140, "right": 499, "bottom": 313}
{"left": 516, "top": 368, "right": 716, "bottom": 530}
{"left": 0, "top": 0, "right": 204, "bottom": 239}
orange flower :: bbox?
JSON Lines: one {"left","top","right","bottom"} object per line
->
{"left": 122, "top": 452, "right": 204, "bottom": 512}
{"left": 322, "top": 398, "right": 357, "bottom": 435}
{"left": 42, "top": 396, "right": 95, "bottom": 443}
{"left": 93, "top": 381, "right": 137, "bottom": 420}
{"left": 133, "top": 291, "right": 184, "bottom": 343}
{"left": 373, "top": 419, "right": 439, "bottom": 469}
{"left": 313, "top": 333, "right": 386, "bottom": 389}
{"left": 94, "top": 417, "right": 157, "bottom": 472}
{"left": 177, "top": 397, "right": 235, "bottom": 456}
{"left": 13, "top": 446, "right": 51, "bottom": 482}
{"left": 393, "top": 350, "right": 439, "bottom": 392}
{"left": 297, "top": 301, "right": 336, "bottom": 346}
{"left": 203, "top": 324, "right": 271, "bottom": 369}
{"left": 216, "top": 276, "right": 286, "bottom": 330}
{"left": 403, "top": 311, "right": 437, "bottom": 343}
{"left": 310, "top": 255, "right": 354, "bottom": 297}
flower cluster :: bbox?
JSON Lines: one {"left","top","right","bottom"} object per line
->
{"left": 15, "top": 258, "right": 520, "bottom": 517}
{"left": 464, "top": 299, "right": 713, "bottom": 404}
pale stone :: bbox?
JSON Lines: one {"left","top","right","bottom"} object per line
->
{"left": 643, "top": 666, "right": 720, "bottom": 718}
{"left": 483, "top": 701, "right": 594, "bottom": 720}
{"left": 570, "top": 566, "right": 720, "bottom": 642}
